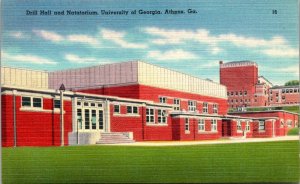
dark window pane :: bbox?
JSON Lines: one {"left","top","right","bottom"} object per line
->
{"left": 54, "top": 100, "right": 60, "bottom": 108}
{"left": 22, "top": 97, "right": 31, "bottom": 107}
{"left": 133, "top": 106, "right": 138, "bottom": 113}
{"left": 33, "top": 98, "right": 42, "bottom": 107}
{"left": 127, "top": 106, "right": 132, "bottom": 113}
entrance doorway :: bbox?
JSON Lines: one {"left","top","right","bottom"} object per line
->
{"left": 77, "top": 100, "right": 105, "bottom": 132}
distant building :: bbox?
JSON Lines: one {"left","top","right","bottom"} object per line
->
{"left": 219, "top": 60, "right": 298, "bottom": 109}
{"left": 220, "top": 61, "right": 270, "bottom": 108}
{"left": 269, "top": 85, "right": 300, "bottom": 106}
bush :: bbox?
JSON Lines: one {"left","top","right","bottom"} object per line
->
{"left": 287, "top": 128, "right": 299, "bottom": 136}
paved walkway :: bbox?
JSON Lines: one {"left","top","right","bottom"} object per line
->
{"left": 104, "top": 136, "right": 299, "bottom": 146}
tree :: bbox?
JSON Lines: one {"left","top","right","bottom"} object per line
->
{"left": 284, "top": 80, "right": 299, "bottom": 86}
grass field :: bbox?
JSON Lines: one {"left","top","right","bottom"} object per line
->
{"left": 2, "top": 141, "right": 299, "bottom": 183}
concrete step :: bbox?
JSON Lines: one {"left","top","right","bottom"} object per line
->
{"left": 97, "top": 132, "right": 135, "bottom": 144}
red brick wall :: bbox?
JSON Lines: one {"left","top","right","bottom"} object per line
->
{"left": 2, "top": 94, "right": 72, "bottom": 147}
{"left": 77, "top": 84, "right": 228, "bottom": 116}
{"left": 173, "top": 117, "right": 221, "bottom": 141}
{"left": 110, "top": 105, "right": 173, "bottom": 141}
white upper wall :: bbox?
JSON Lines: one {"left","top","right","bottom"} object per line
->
{"left": 137, "top": 62, "right": 227, "bottom": 99}
{"left": 48, "top": 61, "right": 138, "bottom": 90}
{"left": 1, "top": 66, "right": 48, "bottom": 89}
{"left": 2, "top": 61, "right": 227, "bottom": 99}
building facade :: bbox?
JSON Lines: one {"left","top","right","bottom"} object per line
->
{"left": 1, "top": 61, "right": 298, "bottom": 147}
{"left": 220, "top": 60, "right": 299, "bottom": 109}
{"left": 269, "top": 85, "right": 300, "bottom": 106}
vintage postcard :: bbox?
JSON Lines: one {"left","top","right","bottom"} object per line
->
{"left": 1, "top": 0, "right": 299, "bottom": 183}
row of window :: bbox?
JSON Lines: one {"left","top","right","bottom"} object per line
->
{"left": 21, "top": 96, "right": 61, "bottom": 109}
{"left": 113, "top": 105, "right": 139, "bottom": 115}
{"left": 77, "top": 101, "right": 103, "bottom": 108}
{"left": 159, "top": 97, "right": 218, "bottom": 114}
{"left": 185, "top": 119, "right": 218, "bottom": 132}
{"left": 227, "top": 91, "right": 248, "bottom": 97}
{"left": 281, "top": 88, "right": 299, "bottom": 93}
{"left": 228, "top": 99, "right": 251, "bottom": 104}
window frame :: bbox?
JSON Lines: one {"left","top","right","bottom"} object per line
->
{"left": 188, "top": 100, "right": 197, "bottom": 112}
{"left": 173, "top": 98, "right": 180, "bottom": 111}
{"left": 259, "top": 121, "right": 265, "bottom": 131}
{"left": 246, "top": 121, "right": 250, "bottom": 131}
{"left": 213, "top": 104, "right": 218, "bottom": 114}
{"left": 198, "top": 119, "right": 205, "bottom": 132}
{"left": 127, "top": 106, "right": 139, "bottom": 114}
{"left": 146, "top": 108, "right": 155, "bottom": 124}
{"left": 114, "top": 104, "right": 120, "bottom": 114}
{"left": 21, "top": 96, "right": 32, "bottom": 107}
{"left": 158, "top": 109, "right": 167, "bottom": 124}
{"left": 237, "top": 120, "right": 242, "bottom": 131}
{"left": 211, "top": 119, "right": 217, "bottom": 132}
{"left": 203, "top": 102, "right": 208, "bottom": 113}
{"left": 159, "top": 97, "right": 167, "bottom": 104}
{"left": 185, "top": 118, "right": 190, "bottom": 132}
{"left": 54, "top": 99, "right": 61, "bottom": 109}
{"left": 21, "top": 96, "right": 43, "bottom": 108}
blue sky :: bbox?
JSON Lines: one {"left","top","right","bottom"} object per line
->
{"left": 1, "top": 0, "right": 298, "bottom": 85}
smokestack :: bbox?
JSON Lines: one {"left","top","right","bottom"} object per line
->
{"left": 219, "top": 61, "right": 223, "bottom": 65}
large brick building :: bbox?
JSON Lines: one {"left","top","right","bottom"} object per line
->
{"left": 220, "top": 60, "right": 299, "bottom": 109}
{"left": 1, "top": 61, "right": 298, "bottom": 147}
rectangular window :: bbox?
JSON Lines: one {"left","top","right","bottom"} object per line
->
{"left": 33, "top": 98, "right": 42, "bottom": 108}
{"left": 114, "top": 105, "right": 120, "bottom": 114}
{"left": 246, "top": 121, "right": 250, "bottom": 131}
{"left": 133, "top": 106, "right": 138, "bottom": 114}
{"left": 127, "top": 106, "right": 138, "bottom": 114}
{"left": 198, "top": 119, "right": 205, "bottom": 131}
{"left": 213, "top": 104, "right": 218, "bottom": 114}
{"left": 287, "top": 120, "right": 292, "bottom": 127}
{"left": 237, "top": 120, "right": 242, "bottom": 131}
{"left": 203, "top": 102, "right": 208, "bottom": 113}
{"left": 158, "top": 110, "right": 167, "bottom": 124}
{"left": 54, "top": 99, "right": 61, "bottom": 109}
{"left": 259, "top": 121, "right": 265, "bottom": 130}
{"left": 77, "top": 101, "right": 81, "bottom": 106}
{"left": 173, "top": 99, "right": 180, "bottom": 111}
{"left": 146, "top": 108, "right": 154, "bottom": 123}
{"left": 211, "top": 119, "right": 217, "bottom": 132}
{"left": 159, "top": 97, "right": 167, "bottom": 103}
{"left": 22, "top": 97, "right": 31, "bottom": 107}
{"left": 185, "top": 118, "right": 189, "bottom": 131}
{"left": 188, "top": 100, "right": 197, "bottom": 112}
{"left": 90, "top": 103, "right": 96, "bottom": 107}
{"left": 77, "top": 109, "right": 82, "bottom": 129}
{"left": 244, "top": 91, "right": 247, "bottom": 95}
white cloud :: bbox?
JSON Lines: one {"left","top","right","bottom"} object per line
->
{"left": 261, "top": 48, "right": 298, "bottom": 58}
{"left": 144, "top": 27, "right": 297, "bottom": 58}
{"left": 2, "top": 51, "right": 57, "bottom": 65}
{"left": 101, "top": 29, "right": 147, "bottom": 49}
{"left": 33, "top": 29, "right": 100, "bottom": 46}
{"left": 9, "top": 31, "right": 29, "bottom": 39}
{"left": 147, "top": 49, "right": 198, "bottom": 61}
{"left": 64, "top": 54, "right": 111, "bottom": 64}
{"left": 33, "top": 29, "right": 64, "bottom": 42}
{"left": 66, "top": 34, "right": 100, "bottom": 46}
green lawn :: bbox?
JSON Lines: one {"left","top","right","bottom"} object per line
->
{"left": 2, "top": 141, "right": 299, "bottom": 183}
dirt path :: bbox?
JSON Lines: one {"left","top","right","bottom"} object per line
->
{"left": 104, "top": 136, "right": 299, "bottom": 146}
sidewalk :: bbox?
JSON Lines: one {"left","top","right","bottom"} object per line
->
{"left": 104, "top": 136, "right": 299, "bottom": 146}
